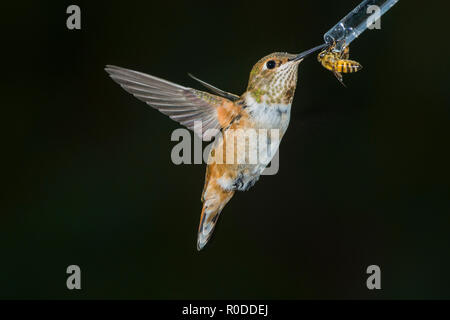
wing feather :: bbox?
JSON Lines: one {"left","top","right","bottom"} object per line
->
{"left": 105, "top": 65, "right": 239, "bottom": 140}
{"left": 188, "top": 73, "right": 240, "bottom": 101}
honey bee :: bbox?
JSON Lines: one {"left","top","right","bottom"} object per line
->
{"left": 318, "top": 42, "right": 362, "bottom": 86}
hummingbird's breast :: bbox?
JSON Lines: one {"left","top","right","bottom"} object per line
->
{"left": 244, "top": 94, "right": 292, "bottom": 134}
{"left": 203, "top": 93, "right": 293, "bottom": 194}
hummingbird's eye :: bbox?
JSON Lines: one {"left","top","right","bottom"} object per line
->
{"left": 266, "top": 60, "right": 276, "bottom": 69}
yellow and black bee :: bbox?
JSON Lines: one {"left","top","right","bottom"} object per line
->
{"left": 318, "top": 42, "right": 362, "bottom": 86}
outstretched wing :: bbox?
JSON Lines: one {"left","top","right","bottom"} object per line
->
{"left": 105, "top": 65, "right": 241, "bottom": 140}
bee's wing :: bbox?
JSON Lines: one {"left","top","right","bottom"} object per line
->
{"left": 333, "top": 71, "right": 346, "bottom": 88}
{"left": 341, "top": 46, "right": 350, "bottom": 59}
{"left": 105, "top": 65, "right": 240, "bottom": 140}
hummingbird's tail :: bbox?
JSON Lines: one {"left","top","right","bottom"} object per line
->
{"left": 197, "top": 184, "right": 234, "bottom": 251}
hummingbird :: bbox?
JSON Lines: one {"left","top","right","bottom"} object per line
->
{"left": 105, "top": 44, "right": 326, "bottom": 250}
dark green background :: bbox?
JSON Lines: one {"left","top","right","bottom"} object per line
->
{"left": 1, "top": 1, "right": 449, "bottom": 299}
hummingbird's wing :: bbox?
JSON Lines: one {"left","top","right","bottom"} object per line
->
{"left": 105, "top": 65, "right": 241, "bottom": 140}
{"left": 187, "top": 73, "right": 240, "bottom": 101}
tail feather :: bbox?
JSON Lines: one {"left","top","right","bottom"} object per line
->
{"left": 197, "top": 188, "right": 234, "bottom": 251}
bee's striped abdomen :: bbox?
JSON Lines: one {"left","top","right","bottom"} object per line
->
{"left": 335, "top": 60, "right": 362, "bottom": 73}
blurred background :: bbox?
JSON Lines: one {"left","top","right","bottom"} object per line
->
{"left": 1, "top": 0, "right": 449, "bottom": 299}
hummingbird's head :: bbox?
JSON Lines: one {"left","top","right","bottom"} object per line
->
{"left": 247, "top": 52, "right": 298, "bottom": 105}
{"left": 246, "top": 44, "right": 327, "bottom": 105}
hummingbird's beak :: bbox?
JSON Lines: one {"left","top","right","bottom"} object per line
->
{"left": 289, "top": 43, "right": 328, "bottom": 62}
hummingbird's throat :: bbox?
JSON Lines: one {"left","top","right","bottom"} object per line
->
{"left": 249, "top": 78, "right": 297, "bottom": 105}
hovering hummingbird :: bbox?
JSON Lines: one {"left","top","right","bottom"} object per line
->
{"left": 105, "top": 44, "right": 326, "bottom": 250}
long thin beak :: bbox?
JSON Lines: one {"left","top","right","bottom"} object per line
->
{"left": 289, "top": 43, "right": 328, "bottom": 62}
